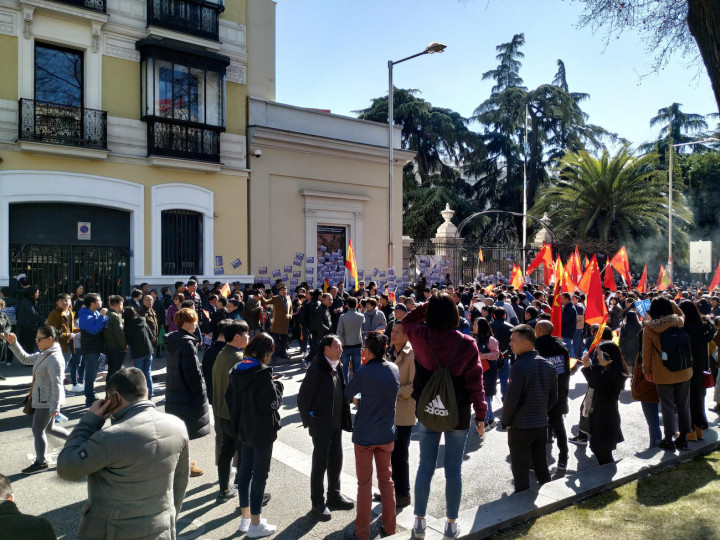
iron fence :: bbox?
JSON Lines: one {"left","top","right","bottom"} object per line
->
{"left": 18, "top": 99, "right": 107, "bottom": 150}
{"left": 50, "top": 0, "right": 106, "bottom": 12}
{"left": 146, "top": 117, "right": 222, "bottom": 162}
{"left": 408, "top": 240, "right": 545, "bottom": 286}
{"left": 147, "top": 0, "right": 224, "bottom": 41}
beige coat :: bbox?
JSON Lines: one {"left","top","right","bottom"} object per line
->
{"left": 642, "top": 314, "right": 692, "bottom": 385}
{"left": 261, "top": 295, "right": 292, "bottom": 334}
{"left": 394, "top": 340, "right": 416, "bottom": 427}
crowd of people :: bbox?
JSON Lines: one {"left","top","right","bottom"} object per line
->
{"left": 2, "top": 271, "right": 720, "bottom": 540}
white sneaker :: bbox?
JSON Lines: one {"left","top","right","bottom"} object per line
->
{"left": 443, "top": 521, "right": 459, "bottom": 540}
{"left": 237, "top": 517, "right": 252, "bottom": 533}
{"left": 70, "top": 384, "right": 84, "bottom": 393}
{"left": 413, "top": 517, "right": 426, "bottom": 539}
{"left": 247, "top": 520, "right": 276, "bottom": 538}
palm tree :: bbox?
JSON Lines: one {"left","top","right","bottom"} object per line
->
{"left": 640, "top": 102, "right": 710, "bottom": 156}
{"left": 530, "top": 146, "right": 693, "bottom": 260}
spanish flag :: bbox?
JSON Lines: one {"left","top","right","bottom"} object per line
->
{"left": 219, "top": 281, "right": 231, "bottom": 298}
{"left": 478, "top": 248, "right": 484, "bottom": 263}
{"left": 657, "top": 265, "right": 671, "bottom": 291}
{"left": 510, "top": 264, "right": 524, "bottom": 289}
{"left": 345, "top": 239, "right": 359, "bottom": 291}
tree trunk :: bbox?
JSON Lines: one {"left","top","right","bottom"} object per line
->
{"left": 687, "top": 0, "right": 720, "bottom": 114}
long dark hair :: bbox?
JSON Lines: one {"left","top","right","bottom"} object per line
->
{"left": 648, "top": 296, "right": 674, "bottom": 319}
{"left": 244, "top": 332, "right": 275, "bottom": 364}
{"left": 475, "top": 317, "right": 493, "bottom": 342}
{"left": 678, "top": 299, "right": 703, "bottom": 330}
{"left": 597, "top": 341, "right": 630, "bottom": 377}
{"left": 122, "top": 307, "right": 139, "bottom": 328}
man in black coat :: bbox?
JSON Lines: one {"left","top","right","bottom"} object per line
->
{"left": 535, "top": 320, "right": 571, "bottom": 476}
{"left": 0, "top": 474, "right": 57, "bottom": 539}
{"left": 297, "top": 335, "right": 354, "bottom": 521}
{"left": 501, "top": 325, "right": 558, "bottom": 493}
{"left": 560, "top": 292, "right": 577, "bottom": 354}
{"left": 314, "top": 294, "right": 333, "bottom": 343}
{"left": 490, "top": 307, "right": 514, "bottom": 400}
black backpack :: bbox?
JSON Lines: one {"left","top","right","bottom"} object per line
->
{"left": 416, "top": 329, "right": 462, "bottom": 432}
{"left": 658, "top": 327, "right": 693, "bottom": 372}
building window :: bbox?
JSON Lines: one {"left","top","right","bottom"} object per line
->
{"left": 161, "top": 210, "right": 203, "bottom": 275}
{"left": 35, "top": 43, "right": 83, "bottom": 107}
{"left": 19, "top": 43, "right": 106, "bottom": 149}
{"left": 138, "top": 39, "right": 228, "bottom": 162}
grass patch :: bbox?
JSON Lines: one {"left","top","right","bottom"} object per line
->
{"left": 493, "top": 450, "right": 720, "bottom": 539}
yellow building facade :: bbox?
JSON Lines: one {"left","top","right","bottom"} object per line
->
{"left": 0, "top": 0, "right": 275, "bottom": 306}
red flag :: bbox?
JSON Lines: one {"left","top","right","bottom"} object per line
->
{"left": 610, "top": 246, "right": 632, "bottom": 285}
{"left": 583, "top": 255, "right": 608, "bottom": 325}
{"left": 657, "top": 265, "right": 670, "bottom": 291}
{"left": 345, "top": 239, "right": 359, "bottom": 291}
{"left": 478, "top": 248, "right": 484, "bottom": 263}
{"left": 219, "top": 281, "right": 231, "bottom": 298}
{"left": 603, "top": 264, "right": 617, "bottom": 292}
{"left": 637, "top": 264, "right": 648, "bottom": 293}
{"left": 550, "top": 257, "right": 565, "bottom": 338}
{"left": 527, "top": 243, "right": 553, "bottom": 274}
{"left": 710, "top": 259, "right": 720, "bottom": 292}
{"left": 588, "top": 312, "right": 609, "bottom": 354}
{"left": 510, "top": 264, "right": 524, "bottom": 289}
{"left": 323, "top": 278, "right": 330, "bottom": 293}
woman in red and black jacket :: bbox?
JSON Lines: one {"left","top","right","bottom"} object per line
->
{"left": 402, "top": 294, "right": 485, "bottom": 540}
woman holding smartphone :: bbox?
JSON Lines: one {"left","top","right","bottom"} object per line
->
{"left": 3, "top": 325, "right": 69, "bottom": 474}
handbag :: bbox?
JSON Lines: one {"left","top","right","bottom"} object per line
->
{"left": 21, "top": 350, "right": 53, "bottom": 416}
{"left": 703, "top": 371, "right": 715, "bottom": 389}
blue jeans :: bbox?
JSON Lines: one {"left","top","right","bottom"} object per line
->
{"left": 133, "top": 355, "right": 154, "bottom": 398}
{"left": 498, "top": 363, "right": 510, "bottom": 400}
{"left": 68, "top": 350, "right": 82, "bottom": 385}
{"left": 573, "top": 329, "right": 583, "bottom": 359}
{"left": 641, "top": 401, "right": 662, "bottom": 447}
{"left": 485, "top": 397, "right": 494, "bottom": 423}
{"left": 83, "top": 353, "right": 100, "bottom": 404}
{"left": 341, "top": 347, "right": 362, "bottom": 385}
{"left": 414, "top": 423, "right": 468, "bottom": 519}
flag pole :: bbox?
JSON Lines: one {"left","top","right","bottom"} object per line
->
{"left": 522, "top": 104, "right": 528, "bottom": 276}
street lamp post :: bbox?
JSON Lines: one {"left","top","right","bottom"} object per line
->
{"left": 667, "top": 137, "right": 719, "bottom": 282}
{"left": 387, "top": 42, "right": 446, "bottom": 268}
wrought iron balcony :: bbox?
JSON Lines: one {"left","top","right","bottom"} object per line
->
{"left": 18, "top": 99, "right": 107, "bottom": 150}
{"left": 50, "top": 0, "right": 106, "bottom": 13}
{"left": 145, "top": 116, "right": 223, "bottom": 162}
{"left": 147, "top": 0, "right": 224, "bottom": 41}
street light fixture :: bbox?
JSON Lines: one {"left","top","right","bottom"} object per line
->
{"left": 667, "top": 137, "right": 719, "bottom": 282}
{"left": 387, "top": 42, "right": 447, "bottom": 267}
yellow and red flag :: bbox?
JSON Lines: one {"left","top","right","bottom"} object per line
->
{"left": 657, "top": 265, "right": 670, "bottom": 291}
{"left": 588, "top": 312, "right": 609, "bottom": 354}
{"left": 581, "top": 255, "right": 608, "bottom": 325}
{"left": 710, "top": 259, "right": 720, "bottom": 292}
{"left": 603, "top": 264, "right": 617, "bottom": 292}
{"left": 527, "top": 242, "right": 553, "bottom": 275}
{"left": 583, "top": 256, "right": 590, "bottom": 269}
{"left": 478, "top": 248, "right": 484, "bottom": 263}
{"left": 637, "top": 264, "right": 648, "bottom": 293}
{"left": 219, "top": 281, "right": 231, "bottom": 298}
{"left": 550, "top": 256, "right": 565, "bottom": 338}
{"left": 610, "top": 246, "right": 632, "bottom": 285}
{"left": 510, "top": 264, "right": 524, "bottom": 289}
{"left": 345, "top": 239, "right": 359, "bottom": 291}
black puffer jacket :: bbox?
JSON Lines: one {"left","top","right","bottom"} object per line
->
{"left": 501, "top": 350, "right": 558, "bottom": 429}
{"left": 226, "top": 358, "right": 283, "bottom": 448}
{"left": 124, "top": 316, "right": 153, "bottom": 359}
{"left": 535, "top": 335, "right": 570, "bottom": 415}
{"left": 164, "top": 329, "right": 210, "bottom": 440}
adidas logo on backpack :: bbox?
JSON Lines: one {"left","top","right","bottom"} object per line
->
{"left": 424, "top": 395, "right": 449, "bottom": 416}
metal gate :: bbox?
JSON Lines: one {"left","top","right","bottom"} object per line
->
{"left": 9, "top": 244, "right": 130, "bottom": 316}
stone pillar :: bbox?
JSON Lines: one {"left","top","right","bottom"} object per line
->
{"left": 432, "top": 203, "right": 464, "bottom": 281}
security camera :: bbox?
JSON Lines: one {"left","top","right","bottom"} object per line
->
{"left": 252, "top": 148, "right": 262, "bottom": 158}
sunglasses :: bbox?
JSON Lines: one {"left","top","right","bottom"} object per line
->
{"left": 35, "top": 335, "right": 51, "bottom": 343}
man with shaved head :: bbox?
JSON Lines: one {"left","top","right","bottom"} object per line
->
{"left": 535, "top": 321, "right": 571, "bottom": 476}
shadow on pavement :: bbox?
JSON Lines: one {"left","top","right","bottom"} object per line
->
{"left": 39, "top": 499, "right": 85, "bottom": 539}
{"left": 636, "top": 454, "right": 719, "bottom": 506}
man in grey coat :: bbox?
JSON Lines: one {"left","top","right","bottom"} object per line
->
{"left": 57, "top": 368, "right": 189, "bottom": 540}
{"left": 337, "top": 297, "right": 364, "bottom": 384}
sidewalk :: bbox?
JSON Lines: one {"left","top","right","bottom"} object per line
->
{"left": 386, "top": 427, "right": 720, "bottom": 540}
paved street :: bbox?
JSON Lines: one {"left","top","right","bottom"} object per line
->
{"left": 0, "top": 347, "right": 716, "bottom": 539}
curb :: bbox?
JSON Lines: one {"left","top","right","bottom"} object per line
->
{"left": 386, "top": 427, "right": 720, "bottom": 540}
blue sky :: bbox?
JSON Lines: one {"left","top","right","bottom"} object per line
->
{"left": 274, "top": 0, "right": 718, "bottom": 149}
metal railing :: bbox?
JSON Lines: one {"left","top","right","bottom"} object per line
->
{"left": 145, "top": 116, "right": 223, "bottom": 162}
{"left": 409, "top": 241, "right": 545, "bottom": 286}
{"left": 50, "top": 0, "right": 106, "bottom": 13}
{"left": 18, "top": 99, "right": 107, "bottom": 150}
{"left": 147, "top": 0, "right": 224, "bottom": 41}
